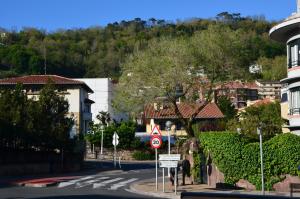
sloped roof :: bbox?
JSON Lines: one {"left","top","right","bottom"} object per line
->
{"left": 0, "top": 75, "right": 93, "bottom": 93}
{"left": 251, "top": 98, "right": 273, "bottom": 107}
{"left": 144, "top": 102, "right": 224, "bottom": 119}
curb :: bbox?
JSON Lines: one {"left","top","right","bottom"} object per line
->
{"left": 23, "top": 181, "right": 59, "bottom": 188}
{"left": 128, "top": 178, "right": 180, "bottom": 199}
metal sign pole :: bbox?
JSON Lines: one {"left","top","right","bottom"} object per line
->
{"left": 155, "top": 148, "right": 158, "bottom": 191}
{"left": 175, "top": 167, "right": 177, "bottom": 195}
{"left": 114, "top": 135, "right": 116, "bottom": 168}
{"left": 162, "top": 168, "right": 165, "bottom": 192}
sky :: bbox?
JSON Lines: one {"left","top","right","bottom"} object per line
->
{"left": 0, "top": 0, "right": 297, "bottom": 32}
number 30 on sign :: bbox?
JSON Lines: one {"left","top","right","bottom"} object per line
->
{"left": 150, "top": 136, "right": 162, "bottom": 149}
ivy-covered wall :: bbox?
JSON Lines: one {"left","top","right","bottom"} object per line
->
{"left": 198, "top": 132, "right": 300, "bottom": 190}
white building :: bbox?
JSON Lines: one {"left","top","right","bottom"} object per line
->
{"left": 0, "top": 75, "right": 94, "bottom": 137}
{"left": 269, "top": 0, "right": 300, "bottom": 135}
{"left": 75, "top": 78, "right": 128, "bottom": 123}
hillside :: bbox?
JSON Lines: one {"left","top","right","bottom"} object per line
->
{"left": 0, "top": 13, "right": 286, "bottom": 80}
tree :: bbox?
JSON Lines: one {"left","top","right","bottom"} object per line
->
{"left": 36, "top": 82, "right": 73, "bottom": 149}
{"left": 114, "top": 25, "right": 246, "bottom": 137}
{"left": 229, "top": 101, "right": 283, "bottom": 141}
{"left": 216, "top": 96, "right": 237, "bottom": 121}
{"left": 0, "top": 82, "right": 74, "bottom": 151}
{"left": 256, "top": 55, "right": 287, "bottom": 81}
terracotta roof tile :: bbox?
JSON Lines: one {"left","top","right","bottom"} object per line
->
{"left": 0, "top": 75, "right": 93, "bottom": 93}
{"left": 252, "top": 98, "right": 273, "bottom": 107}
{"left": 144, "top": 102, "right": 224, "bottom": 119}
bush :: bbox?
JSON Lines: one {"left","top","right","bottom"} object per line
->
{"left": 198, "top": 131, "right": 300, "bottom": 190}
{"left": 228, "top": 102, "right": 283, "bottom": 141}
{"left": 132, "top": 151, "right": 155, "bottom": 160}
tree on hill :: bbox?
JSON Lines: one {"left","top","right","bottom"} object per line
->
{"left": 0, "top": 15, "right": 285, "bottom": 80}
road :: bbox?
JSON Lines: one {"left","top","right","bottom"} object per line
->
{"left": 0, "top": 160, "right": 164, "bottom": 199}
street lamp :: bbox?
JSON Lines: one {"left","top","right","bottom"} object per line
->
{"left": 165, "top": 120, "right": 172, "bottom": 177}
{"left": 165, "top": 121, "right": 172, "bottom": 155}
{"left": 257, "top": 126, "right": 265, "bottom": 195}
{"left": 100, "top": 125, "right": 105, "bottom": 155}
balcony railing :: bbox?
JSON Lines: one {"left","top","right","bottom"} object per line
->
{"left": 289, "top": 108, "right": 300, "bottom": 115}
{"left": 288, "top": 60, "right": 300, "bottom": 68}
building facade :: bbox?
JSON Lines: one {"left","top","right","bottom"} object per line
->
{"left": 0, "top": 75, "right": 94, "bottom": 137}
{"left": 214, "top": 81, "right": 258, "bottom": 109}
{"left": 75, "top": 78, "right": 128, "bottom": 123}
{"left": 269, "top": 1, "right": 300, "bottom": 135}
{"left": 255, "top": 80, "right": 281, "bottom": 100}
{"left": 144, "top": 102, "right": 224, "bottom": 136}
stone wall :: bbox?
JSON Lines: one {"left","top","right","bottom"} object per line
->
{"left": 206, "top": 164, "right": 300, "bottom": 193}
{"left": 207, "top": 164, "right": 225, "bottom": 187}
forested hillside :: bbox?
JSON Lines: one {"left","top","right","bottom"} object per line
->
{"left": 0, "top": 13, "right": 286, "bottom": 80}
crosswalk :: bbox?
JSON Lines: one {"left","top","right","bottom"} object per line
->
{"left": 57, "top": 175, "right": 138, "bottom": 190}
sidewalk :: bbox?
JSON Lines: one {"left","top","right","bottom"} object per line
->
{"left": 129, "top": 176, "right": 300, "bottom": 199}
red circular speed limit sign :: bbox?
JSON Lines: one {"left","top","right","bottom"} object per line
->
{"left": 150, "top": 136, "right": 162, "bottom": 149}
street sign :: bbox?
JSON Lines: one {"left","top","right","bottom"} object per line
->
{"left": 112, "top": 132, "right": 119, "bottom": 146}
{"left": 159, "top": 154, "right": 181, "bottom": 161}
{"left": 159, "top": 160, "right": 178, "bottom": 168}
{"left": 150, "top": 125, "right": 162, "bottom": 137}
{"left": 150, "top": 136, "right": 162, "bottom": 149}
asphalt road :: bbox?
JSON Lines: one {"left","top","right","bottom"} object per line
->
{"left": 0, "top": 160, "right": 164, "bottom": 199}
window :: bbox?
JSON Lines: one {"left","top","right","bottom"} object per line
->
{"left": 281, "top": 93, "right": 288, "bottom": 103}
{"left": 288, "top": 39, "right": 300, "bottom": 68}
{"left": 290, "top": 87, "right": 300, "bottom": 115}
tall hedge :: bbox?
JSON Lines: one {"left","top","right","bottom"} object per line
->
{"left": 198, "top": 132, "right": 300, "bottom": 190}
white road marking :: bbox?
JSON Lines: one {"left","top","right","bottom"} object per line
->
{"left": 58, "top": 176, "right": 94, "bottom": 188}
{"left": 109, "top": 178, "right": 138, "bottom": 190}
{"left": 75, "top": 177, "right": 109, "bottom": 188}
{"left": 93, "top": 178, "right": 123, "bottom": 189}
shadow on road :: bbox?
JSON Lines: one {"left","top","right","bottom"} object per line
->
{"left": 30, "top": 194, "right": 155, "bottom": 199}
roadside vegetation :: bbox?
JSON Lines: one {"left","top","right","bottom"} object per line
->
{"left": 0, "top": 82, "right": 76, "bottom": 152}
{"left": 198, "top": 132, "right": 300, "bottom": 190}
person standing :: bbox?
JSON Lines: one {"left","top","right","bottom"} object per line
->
{"left": 181, "top": 155, "right": 191, "bottom": 185}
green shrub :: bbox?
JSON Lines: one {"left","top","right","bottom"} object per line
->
{"left": 132, "top": 151, "right": 155, "bottom": 160}
{"left": 198, "top": 132, "right": 300, "bottom": 190}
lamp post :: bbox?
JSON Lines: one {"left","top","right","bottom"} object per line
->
{"left": 100, "top": 125, "right": 104, "bottom": 155}
{"left": 257, "top": 126, "right": 265, "bottom": 195}
{"left": 165, "top": 120, "right": 172, "bottom": 177}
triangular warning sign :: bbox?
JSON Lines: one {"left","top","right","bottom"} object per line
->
{"left": 150, "top": 125, "right": 162, "bottom": 137}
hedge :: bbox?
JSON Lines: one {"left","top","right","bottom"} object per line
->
{"left": 132, "top": 151, "right": 155, "bottom": 160}
{"left": 198, "top": 131, "right": 300, "bottom": 190}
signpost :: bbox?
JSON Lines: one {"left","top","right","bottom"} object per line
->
{"left": 159, "top": 154, "right": 181, "bottom": 195}
{"left": 112, "top": 132, "right": 119, "bottom": 168}
{"left": 150, "top": 125, "right": 162, "bottom": 191}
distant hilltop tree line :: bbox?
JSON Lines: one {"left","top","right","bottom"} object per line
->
{"left": 0, "top": 12, "right": 286, "bottom": 81}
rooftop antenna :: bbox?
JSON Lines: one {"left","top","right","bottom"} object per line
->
{"left": 43, "top": 44, "right": 47, "bottom": 75}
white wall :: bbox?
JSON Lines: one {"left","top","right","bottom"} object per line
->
{"left": 74, "top": 78, "right": 128, "bottom": 123}
{"left": 66, "top": 89, "right": 80, "bottom": 113}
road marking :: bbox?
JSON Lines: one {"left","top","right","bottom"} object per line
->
{"left": 75, "top": 177, "right": 109, "bottom": 188}
{"left": 58, "top": 176, "right": 94, "bottom": 188}
{"left": 93, "top": 178, "right": 123, "bottom": 189}
{"left": 109, "top": 178, "right": 138, "bottom": 190}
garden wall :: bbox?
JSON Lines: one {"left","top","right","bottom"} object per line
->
{"left": 0, "top": 150, "right": 83, "bottom": 176}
